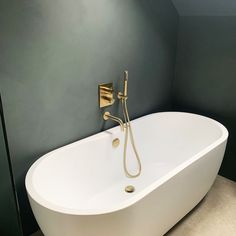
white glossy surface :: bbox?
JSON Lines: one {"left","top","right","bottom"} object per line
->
{"left": 26, "top": 112, "right": 228, "bottom": 236}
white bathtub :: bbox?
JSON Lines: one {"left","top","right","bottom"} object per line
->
{"left": 26, "top": 112, "right": 228, "bottom": 236}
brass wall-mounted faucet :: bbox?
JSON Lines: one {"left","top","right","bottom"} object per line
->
{"left": 98, "top": 82, "right": 125, "bottom": 131}
{"left": 98, "top": 70, "right": 142, "bottom": 178}
{"left": 103, "top": 111, "right": 124, "bottom": 131}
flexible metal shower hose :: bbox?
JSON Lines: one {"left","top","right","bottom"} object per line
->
{"left": 121, "top": 99, "right": 142, "bottom": 178}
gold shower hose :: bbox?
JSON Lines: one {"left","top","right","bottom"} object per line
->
{"left": 121, "top": 99, "right": 142, "bottom": 178}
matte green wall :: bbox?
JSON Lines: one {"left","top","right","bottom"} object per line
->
{"left": 0, "top": 0, "right": 178, "bottom": 234}
{"left": 173, "top": 16, "right": 236, "bottom": 181}
{"left": 0, "top": 96, "right": 22, "bottom": 236}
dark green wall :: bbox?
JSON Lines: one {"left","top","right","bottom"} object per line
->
{"left": 173, "top": 16, "right": 236, "bottom": 181}
{"left": 0, "top": 0, "right": 178, "bottom": 234}
{"left": 0, "top": 96, "right": 22, "bottom": 236}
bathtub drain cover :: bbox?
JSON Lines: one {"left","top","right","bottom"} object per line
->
{"left": 125, "top": 185, "right": 135, "bottom": 193}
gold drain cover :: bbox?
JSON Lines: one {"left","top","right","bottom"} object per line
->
{"left": 125, "top": 185, "right": 135, "bottom": 193}
{"left": 112, "top": 138, "right": 120, "bottom": 148}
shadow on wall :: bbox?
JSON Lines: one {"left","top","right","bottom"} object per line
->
{"left": 0, "top": 94, "right": 23, "bottom": 236}
{"left": 173, "top": 16, "right": 236, "bottom": 181}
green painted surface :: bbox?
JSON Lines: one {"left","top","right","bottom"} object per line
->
{"left": 0, "top": 0, "right": 178, "bottom": 234}
{"left": 174, "top": 16, "right": 236, "bottom": 181}
{"left": 0, "top": 100, "right": 22, "bottom": 236}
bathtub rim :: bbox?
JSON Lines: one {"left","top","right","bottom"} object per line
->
{"left": 25, "top": 112, "right": 228, "bottom": 216}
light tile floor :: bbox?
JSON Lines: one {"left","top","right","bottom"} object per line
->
{"left": 32, "top": 175, "right": 236, "bottom": 236}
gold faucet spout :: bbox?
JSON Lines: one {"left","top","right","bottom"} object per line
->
{"left": 103, "top": 112, "right": 124, "bottom": 131}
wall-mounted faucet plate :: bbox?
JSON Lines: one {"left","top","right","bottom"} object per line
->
{"left": 98, "top": 83, "right": 115, "bottom": 108}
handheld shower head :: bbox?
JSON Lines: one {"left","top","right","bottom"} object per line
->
{"left": 124, "top": 70, "right": 128, "bottom": 81}
{"left": 123, "top": 70, "right": 128, "bottom": 97}
{"left": 118, "top": 70, "right": 129, "bottom": 100}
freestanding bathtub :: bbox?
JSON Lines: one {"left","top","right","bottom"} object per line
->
{"left": 26, "top": 112, "right": 228, "bottom": 236}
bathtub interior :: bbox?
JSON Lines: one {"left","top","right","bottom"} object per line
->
{"left": 27, "top": 112, "right": 226, "bottom": 214}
